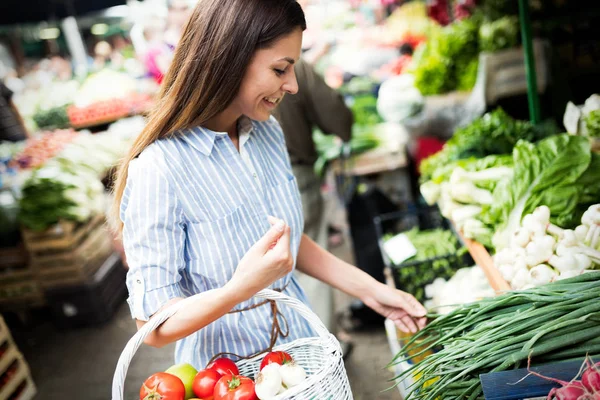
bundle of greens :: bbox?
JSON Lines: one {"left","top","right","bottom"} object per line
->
{"left": 32, "top": 104, "right": 71, "bottom": 130}
{"left": 18, "top": 166, "right": 105, "bottom": 231}
{"left": 420, "top": 154, "right": 514, "bottom": 247}
{"left": 419, "top": 108, "right": 544, "bottom": 182}
{"left": 482, "top": 134, "right": 600, "bottom": 250}
{"left": 313, "top": 124, "right": 381, "bottom": 178}
{"left": 478, "top": 16, "right": 520, "bottom": 53}
{"left": 392, "top": 272, "right": 600, "bottom": 400}
{"left": 412, "top": 16, "right": 480, "bottom": 95}
{"left": 384, "top": 227, "right": 469, "bottom": 303}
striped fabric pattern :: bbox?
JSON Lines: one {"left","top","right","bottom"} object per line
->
{"left": 120, "top": 116, "right": 317, "bottom": 369}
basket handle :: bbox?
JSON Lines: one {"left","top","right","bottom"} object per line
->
{"left": 111, "top": 289, "right": 333, "bottom": 400}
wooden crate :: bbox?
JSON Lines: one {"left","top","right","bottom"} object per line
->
{"left": 0, "top": 245, "right": 28, "bottom": 271}
{"left": 28, "top": 218, "right": 113, "bottom": 290}
{"left": 0, "top": 356, "right": 32, "bottom": 400}
{"left": 0, "top": 316, "right": 35, "bottom": 400}
{"left": 21, "top": 214, "right": 105, "bottom": 254}
{"left": 0, "top": 279, "right": 45, "bottom": 309}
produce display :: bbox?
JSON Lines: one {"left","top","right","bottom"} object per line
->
{"left": 10, "top": 129, "right": 79, "bottom": 170}
{"left": 482, "top": 134, "right": 600, "bottom": 250}
{"left": 409, "top": 14, "right": 520, "bottom": 96}
{"left": 392, "top": 272, "right": 600, "bottom": 399}
{"left": 493, "top": 204, "right": 600, "bottom": 290}
{"left": 383, "top": 226, "right": 470, "bottom": 303}
{"left": 423, "top": 266, "right": 495, "bottom": 314}
{"left": 140, "top": 352, "right": 307, "bottom": 400}
{"left": 18, "top": 165, "right": 106, "bottom": 231}
{"left": 313, "top": 93, "right": 384, "bottom": 177}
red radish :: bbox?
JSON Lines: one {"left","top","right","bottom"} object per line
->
{"left": 546, "top": 382, "right": 590, "bottom": 400}
{"left": 582, "top": 356, "right": 600, "bottom": 394}
{"left": 525, "top": 356, "right": 592, "bottom": 400}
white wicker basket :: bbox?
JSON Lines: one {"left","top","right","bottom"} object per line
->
{"left": 112, "top": 289, "right": 353, "bottom": 400}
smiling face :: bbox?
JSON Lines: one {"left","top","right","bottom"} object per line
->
{"left": 231, "top": 28, "right": 303, "bottom": 122}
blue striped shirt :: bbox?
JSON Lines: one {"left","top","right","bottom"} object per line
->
{"left": 121, "top": 116, "right": 316, "bottom": 369}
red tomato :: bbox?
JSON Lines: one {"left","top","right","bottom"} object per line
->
{"left": 140, "top": 372, "right": 185, "bottom": 400}
{"left": 206, "top": 358, "right": 239, "bottom": 377}
{"left": 259, "top": 351, "right": 293, "bottom": 371}
{"left": 213, "top": 375, "right": 257, "bottom": 400}
{"left": 192, "top": 368, "right": 220, "bottom": 399}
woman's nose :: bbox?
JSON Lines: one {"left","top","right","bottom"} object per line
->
{"left": 282, "top": 70, "right": 299, "bottom": 95}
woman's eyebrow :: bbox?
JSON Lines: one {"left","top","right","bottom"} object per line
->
{"left": 277, "top": 57, "right": 296, "bottom": 64}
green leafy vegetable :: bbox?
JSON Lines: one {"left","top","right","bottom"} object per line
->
{"left": 482, "top": 134, "right": 600, "bottom": 249}
{"left": 412, "top": 16, "right": 480, "bottom": 95}
{"left": 585, "top": 110, "right": 600, "bottom": 138}
{"left": 419, "top": 108, "right": 545, "bottom": 182}
{"left": 384, "top": 227, "right": 469, "bottom": 302}
{"left": 478, "top": 16, "right": 520, "bottom": 53}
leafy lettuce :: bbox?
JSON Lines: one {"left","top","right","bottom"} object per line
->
{"left": 482, "top": 134, "right": 600, "bottom": 249}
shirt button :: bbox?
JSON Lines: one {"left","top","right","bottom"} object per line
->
{"left": 253, "top": 173, "right": 257, "bottom": 178}
{"left": 136, "top": 279, "right": 142, "bottom": 285}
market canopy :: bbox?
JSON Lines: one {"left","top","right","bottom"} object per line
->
{"left": 1, "top": 0, "right": 127, "bottom": 26}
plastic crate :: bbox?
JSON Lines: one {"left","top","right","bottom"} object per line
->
{"left": 373, "top": 206, "right": 473, "bottom": 303}
{"left": 44, "top": 253, "right": 127, "bottom": 329}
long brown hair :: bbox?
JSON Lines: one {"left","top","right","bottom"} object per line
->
{"left": 110, "top": 0, "right": 306, "bottom": 233}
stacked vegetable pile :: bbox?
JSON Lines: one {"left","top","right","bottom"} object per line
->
{"left": 410, "top": 14, "right": 519, "bottom": 96}
{"left": 141, "top": 352, "right": 307, "bottom": 400}
{"left": 313, "top": 93, "right": 383, "bottom": 177}
{"left": 383, "top": 226, "right": 471, "bottom": 303}
{"left": 18, "top": 130, "right": 133, "bottom": 231}
{"left": 392, "top": 272, "right": 600, "bottom": 399}
{"left": 10, "top": 129, "right": 79, "bottom": 170}
{"left": 419, "top": 108, "right": 600, "bottom": 254}
{"left": 493, "top": 204, "right": 600, "bottom": 290}
{"left": 423, "top": 266, "right": 495, "bottom": 315}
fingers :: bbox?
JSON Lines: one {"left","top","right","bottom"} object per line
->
{"left": 267, "top": 215, "right": 279, "bottom": 226}
{"left": 272, "top": 224, "right": 291, "bottom": 254}
{"left": 256, "top": 217, "right": 286, "bottom": 252}
{"left": 399, "top": 292, "right": 427, "bottom": 318}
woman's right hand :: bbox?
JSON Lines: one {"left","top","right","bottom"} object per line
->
{"left": 226, "top": 216, "right": 293, "bottom": 302}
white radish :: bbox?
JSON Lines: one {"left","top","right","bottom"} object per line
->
{"left": 255, "top": 363, "right": 283, "bottom": 400}
{"left": 279, "top": 362, "right": 306, "bottom": 388}
{"left": 493, "top": 248, "right": 517, "bottom": 266}
{"left": 592, "top": 226, "right": 600, "bottom": 249}
{"left": 575, "top": 225, "right": 589, "bottom": 243}
{"left": 498, "top": 264, "right": 516, "bottom": 282}
{"left": 511, "top": 267, "right": 531, "bottom": 290}
{"left": 511, "top": 227, "right": 532, "bottom": 248}
{"left": 525, "top": 236, "right": 555, "bottom": 267}
{"left": 557, "top": 270, "right": 581, "bottom": 280}
{"left": 532, "top": 206, "right": 551, "bottom": 226}
{"left": 574, "top": 253, "right": 592, "bottom": 271}
{"left": 529, "top": 264, "right": 557, "bottom": 286}
{"left": 548, "top": 254, "right": 579, "bottom": 273}
{"left": 522, "top": 214, "right": 546, "bottom": 237}
{"left": 513, "top": 258, "right": 528, "bottom": 272}
{"left": 561, "top": 230, "right": 578, "bottom": 247}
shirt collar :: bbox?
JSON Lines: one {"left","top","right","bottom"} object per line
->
{"left": 179, "top": 116, "right": 255, "bottom": 156}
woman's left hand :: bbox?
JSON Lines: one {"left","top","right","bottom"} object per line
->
{"left": 361, "top": 282, "right": 427, "bottom": 333}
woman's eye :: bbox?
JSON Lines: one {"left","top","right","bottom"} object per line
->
{"left": 274, "top": 68, "right": 286, "bottom": 76}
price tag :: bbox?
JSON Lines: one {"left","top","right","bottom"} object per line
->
{"left": 383, "top": 233, "right": 418, "bottom": 265}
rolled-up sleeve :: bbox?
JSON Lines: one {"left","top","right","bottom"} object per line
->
{"left": 120, "top": 152, "right": 187, "bottom": 321}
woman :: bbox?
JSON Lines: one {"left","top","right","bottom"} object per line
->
{"left": 112, "top": 0, "right": 426, "bottom": 369}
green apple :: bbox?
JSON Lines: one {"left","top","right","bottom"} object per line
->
{"left": 165, "top": 363, "right": 198, "bottom": 400}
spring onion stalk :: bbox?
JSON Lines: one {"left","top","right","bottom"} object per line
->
{"left": 390, "top": 272, "right": 600, "bottom": 399}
